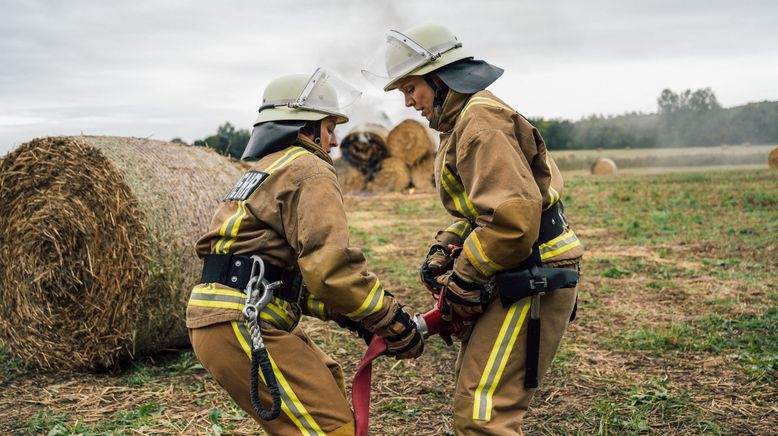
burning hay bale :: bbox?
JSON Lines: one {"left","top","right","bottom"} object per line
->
{"left": 769, "top": 146, "right": 778, "bottom": 169}
{"left": 386, "top": 119, "right": 436, "bottom": 166}
{"left": 591, "top": 157, "right": 618, "bottom": 175}
{"left": 0, "top": 136, "right": 242, "bottom": 370}
{"left": 340, "top": 123, "right": 389, "bottom": 177}
{"left": 410, "top": 153, "right": 436, "bottom": 193}
{"left": 366, "top": 157, "right": 411, "bottom": 193}
{"left": 334, "top": 157, "right": 367, "bottom": 193}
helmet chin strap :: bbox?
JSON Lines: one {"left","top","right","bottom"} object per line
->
{"left": 312, "top": 120, "right": 322, "bottom": 145}
{"left": 423, "top": 74, "right": 448, "bottom": 112}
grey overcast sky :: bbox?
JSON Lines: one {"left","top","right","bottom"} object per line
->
{"left": 1, "top": 0, "right": 777, "bottom": 155}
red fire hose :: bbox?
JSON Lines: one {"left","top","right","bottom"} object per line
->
{"left": 352, "top": 301, "right": 459, "bottom": 436}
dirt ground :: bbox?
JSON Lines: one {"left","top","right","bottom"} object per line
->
{"left": 1, "top": 168, "right": 776, "bottom": 435}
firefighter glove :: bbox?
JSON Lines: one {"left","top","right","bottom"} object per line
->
{"left": 420, "top": 243, "right": 452, "bottom": 293}
{"left": 380, "top": 305, "right": 424, "bottom": 359}
{"left": 336, "top": 317, "right": 374, "bottom": 346}
{"left": 437, "top": 271, "right": 491, "bottom": 321}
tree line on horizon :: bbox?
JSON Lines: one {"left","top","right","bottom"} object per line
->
{"left": 180, "top": 88, "right": 778, "bottom": 157}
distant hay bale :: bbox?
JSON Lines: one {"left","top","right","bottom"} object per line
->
{"left": 334, "top": 157, "right": 366, "bottom": 193}
{"left": 591, "top": 157, "right": 617, "bottom": 175}
{"left": 769, "top": 147, "right": 778, "bottom": 169}
{"left": 387, "top": 119, "right": 436, "bottom": 166}
{"left": 0, "top": 136, "right": 242, "bottom": 370}
{"left": 340, "top": 123, "right": 389, "bottom": 177}
{"left": 410, "top": 153, "right": 436, "bottom": 193}
{"left": 366, "top": 157, "right": 411, "bottom": 193}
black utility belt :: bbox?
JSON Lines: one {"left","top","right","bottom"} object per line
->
{"left": 200, "top": 253, "right": 305, "bottom": 304}
{"left": 494, "top": 265, "right": 578, "bottom": 306}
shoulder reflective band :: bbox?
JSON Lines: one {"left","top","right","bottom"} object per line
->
{"left": 460, "top": 96, "right": 512, "bottom": 120}
{"left": 214, "top": 146, "right": 310, "bottom": 254}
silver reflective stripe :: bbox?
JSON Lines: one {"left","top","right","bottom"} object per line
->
{"left": 190, "top": 292, "right": 244, "bottom": 304}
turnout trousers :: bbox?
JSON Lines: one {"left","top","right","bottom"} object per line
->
{"left": 453, "top": 268, "right": 578, "bottom": 435}
{"left": 189, "top": 322, "right": 356, "bottom": 435}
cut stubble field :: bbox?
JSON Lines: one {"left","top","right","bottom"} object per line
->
{"left": 1, "top": 168, "right": 776, "bottom": 435}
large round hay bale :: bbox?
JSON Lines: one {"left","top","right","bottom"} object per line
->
{"left": 334, "top": 158, "right": 366, "bottom": 193}
{"left": 410, "top": 153, "right": 436, "bottom": 193}
{"left": 0, "top": 136, "right": 242, "bottom": 370}
{"left": 769, "top": 146, "right": 778, "bottom": 169}
{"left": 591, "top": 157, "right": 617, "bottom": 175}
{"left": 366, "top": 157, "right": 411, "bottom": 193}
{"left": 387, "top": 119, "right": 436, "bottom": 166}
{"left": 340, "top": 123, "right": 389, "bottom": 177}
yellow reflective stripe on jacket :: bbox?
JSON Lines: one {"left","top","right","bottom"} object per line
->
{"left": 460, "top": 96, "right": 512, "bottom": 121}
{"left": 215, "top": 200, "right": 249, "bottom": 254}
{"left": 259, "top": 299, "right": 296, "bottom": 331}
{"left": 545, "top": 186, "right": 560, "bottom": 211}
{"left": 231, "top": 321, "right": 326, "bottom": 435}
{"left": 213, "top": 146, "right": 310, "bottom": 254}
{"left": 188, "top": 284, "right": 245, "bottom": 310}
{"left": 346, "top": 280, "right": 384, "bottom": 321}
{"left": 445, "top": 220, "right": 472, "bottom": 240}
{"left": 473, "top": 298, "right": 531, "bottom": 422}
{"left": 306, "top": 296, "right": 327, "bottom": 320}
{"left": 441, "top": 166, "right": 478, "bottom": 221}
{"left": 464, "top": 232, "right": 504, "bottom": 277}
{"left": 265, "top": 146, "right": 309, "bottom": 174}
{"left": 539, "top": 229, "right": 581, "bottom": 261}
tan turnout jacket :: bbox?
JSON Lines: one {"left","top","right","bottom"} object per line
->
{"left": 432, "top": 90, "right": 584, "bottom": 283}
{"left": 186, "top": 135, "right": 388, "bottom": 330}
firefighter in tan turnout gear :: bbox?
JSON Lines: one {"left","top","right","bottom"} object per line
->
{"left": 363, "top": 25, "right": 584, "bottom": 434}
{"left": 187, "top": 68, "right": 424, "bottom": 436}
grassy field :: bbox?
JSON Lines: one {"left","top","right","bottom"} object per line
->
{"left": 1, "top": 168, "right": 776, "bottom": 435}
{"left": 551, "top": 144, "right": 775, "bottom": 172}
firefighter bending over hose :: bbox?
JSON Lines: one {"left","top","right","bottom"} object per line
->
{"left": 362, "top": 24, "right": 584, "bottom": 434}
{"left": 187, "top": 68, "right": 424, "bottom": 436}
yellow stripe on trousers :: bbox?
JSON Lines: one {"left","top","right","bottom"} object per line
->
{"left": 473, "top": 298, "right": 532, "bottom": 422}
{"left": 231, "top": 321, "right": 325, "bottom": 435}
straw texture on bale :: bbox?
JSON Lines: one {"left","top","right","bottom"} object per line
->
{"left": 0, "top": 136, "right": 243, "bottom": 370}
{"left": 340, "top": 123, "right": 389, "bottom": 177}
{"left": 334, "top": 158, "right": 366, "bottom": 193}
{"left": 366, "top": 157, "right": 411, "bottom": 193}
{"left": 591, "top": 157, "right": 617, "bottom": 175}
{"left": 410, "top": 154, "right": 436, "bottom": 193}
{"left": 386, "top": 119, "right": 436, "bottom": 166}
{"left": 769, "top": 146, "right": 778, "bottom": 169}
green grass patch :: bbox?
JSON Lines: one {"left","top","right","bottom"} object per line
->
{"left": 617, "top": 307, "right": 778, "bottom": 383}
{"left": 591, "top": 378, "right": 719, "bottom": 435}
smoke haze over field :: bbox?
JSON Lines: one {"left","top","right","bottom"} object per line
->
{"left": 1, "top": 0, "right": 777, "bottom": 155}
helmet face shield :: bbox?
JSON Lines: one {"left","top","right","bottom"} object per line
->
{"left": 361, "top": 29, "right": 464, "bottom": 91}
{"left": 256, "top": 68, "right": 361, "bottom": 125}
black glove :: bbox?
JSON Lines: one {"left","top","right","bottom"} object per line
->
{"left": 381, "top": 306, "right": 424, "bottom": 359}
{"left": 420, "top": 243, "right": 452, "bottom": 293}
{"left": 336, "top": 317, "right": 374, "bottom": 346}
{"left": 437, "top": 271, "right": 492, "bottom": 320}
